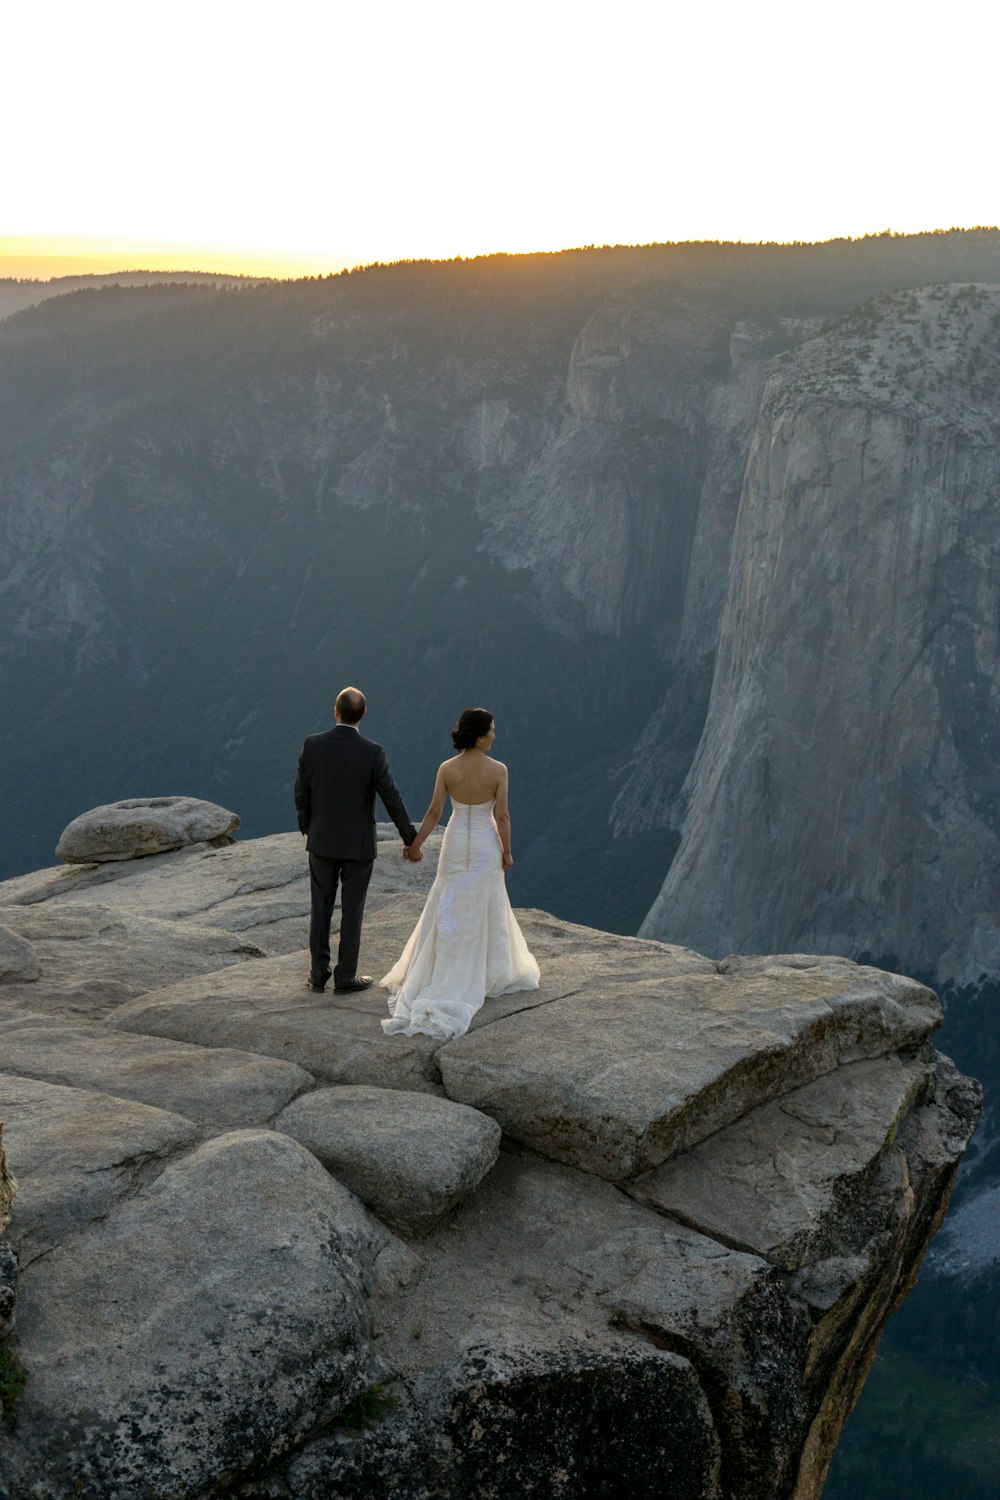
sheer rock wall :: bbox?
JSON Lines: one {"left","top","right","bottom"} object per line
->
{"left": 639, "top": 286, "right": 1000, "bottom": 983}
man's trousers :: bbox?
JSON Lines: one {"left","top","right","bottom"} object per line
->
{"left": 308, "top": 853, "right": 374, "bottom": 987}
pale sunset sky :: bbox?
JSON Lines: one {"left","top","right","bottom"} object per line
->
{"left": 3, "top": 0, "right": 995, "bottom": 280}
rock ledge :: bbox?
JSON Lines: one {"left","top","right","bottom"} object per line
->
{"left": 0, "top": 824, "right": 981, "bottom": 1500}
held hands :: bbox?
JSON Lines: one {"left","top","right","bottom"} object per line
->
{"left": 404, "top": 843, "right": 424, "bottom": 863}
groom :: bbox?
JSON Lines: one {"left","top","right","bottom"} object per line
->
{"left": 294, "top": 686, "right": 421, "bottom": 994}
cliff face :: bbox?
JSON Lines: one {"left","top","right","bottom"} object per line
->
{"left": 638, "top": 286, "right": 1000, "bottom": 984}
{"left": 0, "top": 823, "right": 981, "bottom": 1498}
{"left": 6, "top": 241, "right": 1000, "bottom": 952}
{"left": 482, "top": 301, "right": 724, "bottom": 646}
{"left": 0, "top": 261, "right": 782, "bottom": 934}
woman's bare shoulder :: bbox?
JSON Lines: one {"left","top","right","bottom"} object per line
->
{"left": 488, "top": 757, "right": 509, "bottom": 777}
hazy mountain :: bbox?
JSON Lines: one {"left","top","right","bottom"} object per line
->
{"left": 0, "top": 270, "right": 268, "bottom": 324}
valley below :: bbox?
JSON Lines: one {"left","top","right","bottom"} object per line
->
{"left": 2, "top": 231, "right": 1000, "bottom": 1493}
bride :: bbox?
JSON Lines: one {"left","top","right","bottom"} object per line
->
{"left": 381, "top": 707, "right": 540, "bottom": 1040}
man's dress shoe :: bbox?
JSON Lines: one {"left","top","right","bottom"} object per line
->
{"left": 306, "top": 974, "right": 331, "bottom": 993}
{"left": 334, "top": 975, "right": 374, "bottom": 994}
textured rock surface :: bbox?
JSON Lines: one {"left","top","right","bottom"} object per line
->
{"left": 277, "top": 1085, "right": 502, "bottom": 1235}
{"left": 0, "top": 1123, "right": 14, "bottom": 1232}
{"left": 0, "top": 836, "right": 981, "bottom": 1500}
{"left": 56, "top": 794, "right": 240, "bottom": 863}
{"left": 627, "top": 1053, "right": 932, "bottom": 1267}
{"left": 437, "top": 960, "right": 941, "bottom": 1179}
{"left": 0, "top": 900, "right": 268, "bottom": 1022}
{"left": 240, "top": 1045, "right": 980, "bottom": 1500}
{"left": 1, "top": 825, "right": 442, "bottom": 959}
{"left": 106, "top": 897, "right": 446, "bottom": 1092}
{"left": 0, "top": 1016, "right": 312, "bottom": 1128}
{"left": 0, "top": 1074, "right": 198, "bottom": 1259}
{"left": 0, "top": 1238, "right": 15, "bottom": 1344}
{"left": 239, "top": 1336, "right": 722, "bottom": 1500}
{"left": 640, "top": 286, "right": 1000, "bottom": 983}
{"left": 0, "top": 1131, "right": 383, "bottom": 1499}
{"left": 0, "top": 925, "right": 40, "bottom": 983}
{"left": 106, "top": 898, "right": 711, "bottom": 1093}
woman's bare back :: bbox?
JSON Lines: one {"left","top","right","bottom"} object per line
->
{"left": 440, "top": 751, "right": 505, "bottom": 805}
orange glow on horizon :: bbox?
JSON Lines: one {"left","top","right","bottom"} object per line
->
{"left": 3, "top": 3, "right": 994, "bottom": 292}
{"left": 3, "top": 224, "right": 997, "bottom": 287}
{"left": 0, "top": 236, "right": 350, "bottom": 282}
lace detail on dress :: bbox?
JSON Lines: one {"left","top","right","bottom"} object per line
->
{"left": 380, "top": 797, "right": 540, "bottom": 1041}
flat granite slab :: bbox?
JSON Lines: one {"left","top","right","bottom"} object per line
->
{"left": 105, "top": 900, "right": 715, "bottom": 1094}
{"left": 0, "top": 1016, "right": 312, "bottom": 1129}
{"left": 106, "top": 902, "right": 942, "bottom": 1183}
{"left": 436, "top": 960, "right": 942, "bottom": 1180}
{"left": 107, "top": 898, "right": 445, "bottom": 1093}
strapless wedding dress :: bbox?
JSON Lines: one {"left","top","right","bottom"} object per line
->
{"left": 381, "top": 798, "right": 540, "bottom": 1040}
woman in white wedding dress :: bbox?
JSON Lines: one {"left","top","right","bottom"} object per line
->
{"left": 381, "top": 708, "right": 540, "bottom": 1040}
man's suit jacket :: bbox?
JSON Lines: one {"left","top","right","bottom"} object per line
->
{"left": 294, "top": 724, "right": 416, "bottom": 862}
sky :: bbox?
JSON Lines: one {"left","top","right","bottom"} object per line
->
{"left": 4, "top": 0, "right": 996, "bottom": 280}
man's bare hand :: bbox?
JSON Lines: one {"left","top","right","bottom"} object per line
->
{"left": 403, "top": 845, "right": 424, "bottom": 862}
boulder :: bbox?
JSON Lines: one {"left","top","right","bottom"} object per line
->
{"left": 0, "top": 1017, "right": 312, "bottom": 1129}
{"left": 437, "top": 959, "right": 942, "bottom": 1179}
{"left": 0, "top": 925, "right": 40, "bottom": 983}
{"left": 55, "top": 795, "right": 240, "bottom": 863}
{"left": 1, "top": 1131, "right": 381, "bottom": 1498}
{"left": 626, "top": 1053, "right": 933, "bottom": 1267}
{"left": 0, "top": 1074, "right": 198, "bottom": 1258}
{"left": 238, "top": 1336, "right": 721, "bottom": 1500}
{"left": 418, "top": 1337, "right": 721, "bottom": 1500}
{"left": 277, "top": 1086, "right": 502, "bottom": 1235}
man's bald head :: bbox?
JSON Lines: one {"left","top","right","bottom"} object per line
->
{"left": 335, "top": 687, "right": 367, "bottom": 725}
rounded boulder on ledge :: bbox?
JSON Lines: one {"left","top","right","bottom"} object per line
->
{"left": 56, "top": 797, "right": 240, "bottom": 864}
{"left": 276, "top": 1085, "right": 503, "bottom": 1236}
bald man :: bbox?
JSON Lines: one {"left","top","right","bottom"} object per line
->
{"left": 294, "top": 686, "right": 419, "bottom": 993}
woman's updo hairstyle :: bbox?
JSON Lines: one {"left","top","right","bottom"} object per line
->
{"left": 451, "top": 707, "right": 493, "bottom": 751}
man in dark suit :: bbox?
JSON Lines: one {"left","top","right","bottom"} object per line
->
{"left": 294, "top": 686, "right": 421, "bottom": 994}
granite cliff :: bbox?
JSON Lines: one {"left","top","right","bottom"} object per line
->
{"left": 636, "top": 284, "right": 1000, "bottom": 985}
{"left": 0, "top": 814, "right": 980, "bottom": 1498}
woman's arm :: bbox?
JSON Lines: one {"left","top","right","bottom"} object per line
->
{"left": 494, "top": 763, "right": 513, "bottom": 870}
{"left": 409, "top": 764, "right": 449, "bottom": 856}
